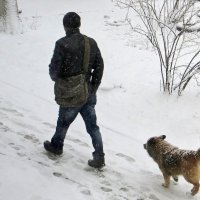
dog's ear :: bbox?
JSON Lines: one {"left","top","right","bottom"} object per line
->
{"left": 159, "top": 135, "right": 166, "bottom": 140}
{"left": 147, "top": 137, "right": 156, "bottom": 145}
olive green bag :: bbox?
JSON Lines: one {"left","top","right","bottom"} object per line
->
{"left": 54, "top": 35, "right": 90, "bottom": 107}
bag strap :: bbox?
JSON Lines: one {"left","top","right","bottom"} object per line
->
{"left": 82, "top": 35, "right": 90, "bottom": 74}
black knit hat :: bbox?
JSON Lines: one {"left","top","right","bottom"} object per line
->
{"left": 63, "top": 12, "right": 81, "bottom": 28}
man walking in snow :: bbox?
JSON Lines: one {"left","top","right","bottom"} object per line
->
{"left": 44, "top": 12, "right": 105, "bottom": 168}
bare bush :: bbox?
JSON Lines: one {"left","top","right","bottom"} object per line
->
{"left": 114, "top": 0, "right": 200, "bottom": 95}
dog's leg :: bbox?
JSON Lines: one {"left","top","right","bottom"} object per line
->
{"left": 183, "top": 173, "right": 199, "bottom": 196}
{"left": 162, "top": 173, "right": 170, "bottom": 188}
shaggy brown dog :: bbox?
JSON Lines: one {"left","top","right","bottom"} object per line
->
{"left": 144, "top": 135, "right": 200, "bottom": 196}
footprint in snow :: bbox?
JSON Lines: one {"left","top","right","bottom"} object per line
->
{"left": 42, "top": 122, "right": 56, "bottom": 129}
{"left": 116, "top": 153, "right": 135, "bottom": 162}
{"left": 17, "top": 152, "right": 27, "bottom": 157}
{"left": 104, "top": 15, "right": 111, "bottom": 19}
{"left": 101, "top": 186, "right": 112, "bottom": 192}
{"left": 53, "top": 172, "right": 62, "bottom": 177}
{"left": 120, "top": 187, "right": 129, "bottom": 192}
{"left": 9, "top": 142, "right": 25, "bottom": 151}
{"left": 0, "top": 125, "right": 10, "bottom": 132}
{"left": 24, "top": 134, "right": 40, "bottom": 144}
{"left": 0, "top": 121, "right": 10, "bottom": 133}
{"left": 8, "top": 143, "right": 28, "bottom": 158}
{"left": 79, "top": 186, "right": 91, "bottom": 196}
{"left": 37, "top": 161, "right": 50, "bottom": 167}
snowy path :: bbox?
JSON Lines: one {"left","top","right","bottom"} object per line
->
{"left": 0, "top": 82, "right": 199, "bottom": 200}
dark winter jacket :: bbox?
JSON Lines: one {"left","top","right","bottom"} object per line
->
{"left": 49, "top": 28, "right": 104, "bottom": 94}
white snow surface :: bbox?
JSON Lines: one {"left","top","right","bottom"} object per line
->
{"left": 1, "top": 0, "right": 200, "bottom": 199}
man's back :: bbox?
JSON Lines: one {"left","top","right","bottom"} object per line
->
{"left": 56, "top": 30, "right": 98, "bottom": 77}
{"left": 49, "top": 28, "right": 104, "bottom": 94}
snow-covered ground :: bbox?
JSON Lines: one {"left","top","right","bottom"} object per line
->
{"left": 1, "top": 0, "right": 200, "bottom": 199}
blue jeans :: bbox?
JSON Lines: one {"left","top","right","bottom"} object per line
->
{"left": 51, "top": 95, "right": 104, "bottom": 155}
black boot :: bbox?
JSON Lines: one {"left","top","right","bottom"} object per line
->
{"left": 88, "top": 152, "right": 105, "bottom": 168}
{"left": 43, "top": 140, "right": 63, "bottom": 155}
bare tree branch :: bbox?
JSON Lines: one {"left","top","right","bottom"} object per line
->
{"left": 114, "top": 0, "right": 200, "bottom": 94}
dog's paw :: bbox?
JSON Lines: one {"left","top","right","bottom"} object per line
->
{"left": 191, "top": 187, "right": 199, "bottom": 196}
{"left": 162, "top": 183, "right": 169, "bottom": 188}
{"left": 172, "top": 176, "right": 178, "bottom": 182}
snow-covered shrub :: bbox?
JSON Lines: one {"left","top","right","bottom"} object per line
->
{"left": 114, "top": 0, "right": 200, "bottom": 95}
